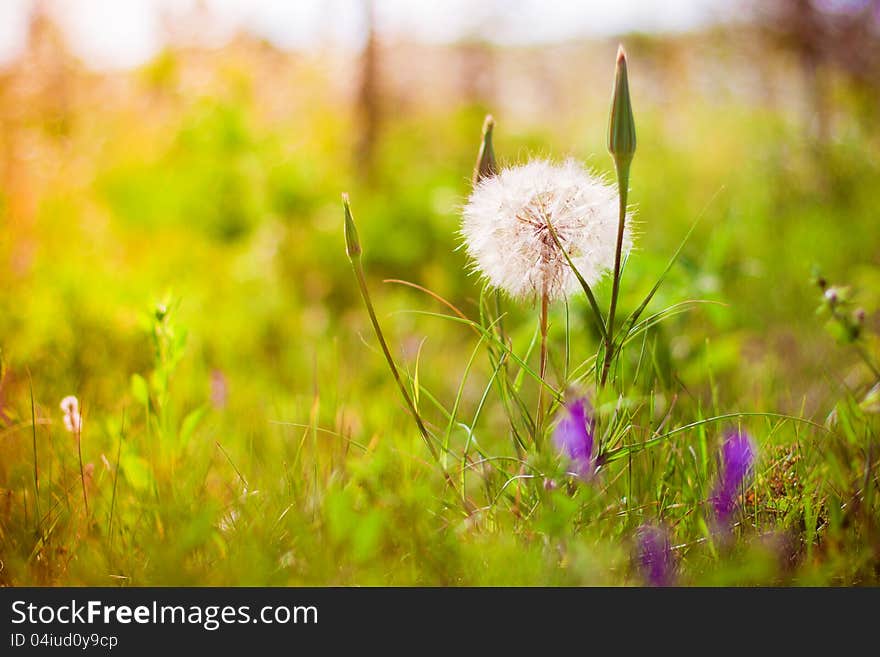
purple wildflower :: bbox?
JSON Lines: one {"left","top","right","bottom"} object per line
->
{"left": 552, "top": 397, "right": 595, "bottom": 478}
{"left": 711, "top": 430, "right": 757, "bottom": 525}
{"left": 636, "top": 524, "right": 675, "bottom": 587}
{"left": 210, "top": 369, "right": 228, "bottom": 410}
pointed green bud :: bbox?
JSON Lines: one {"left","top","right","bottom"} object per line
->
{"left": 607, "top": 45, "right": 636, "bottom": 165}
{"left": 472, "top": 114, "right": 497, "bottom": 187}
{"left": 342, "top": 193, "right": 361, "bottom": 259}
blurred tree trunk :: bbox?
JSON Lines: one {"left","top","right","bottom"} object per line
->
{"left": 757, "top": 0, "right": 880, "bottom": 144}
{"left": 2, "top": 4, "right": 75, "bottom": 276}
{"left": 354, "top": 0, "right": 380, "bottom": 179}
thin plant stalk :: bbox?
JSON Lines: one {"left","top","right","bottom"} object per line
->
{"left": 352, "top": 258, "right": 434, "bottom": 452}
{"left": 601, "top": 164, "right": 629, "bottom": 387}
{"left": 829, "top": 304, "right": 880, "bottom": 380}
{"left": 602, "top": 45, "right": 636, "bottom": 387}
{"left": 544, "top": 217, "right": 607, "bottom": 341}
{"left": 108, "top": 409, "right": 125, "bottom": 548}
{"left": 343, "top": 195, "right": 467, "bottom": 507}
{"left": 76, "top": 420, "right": 89, "bottom": 517}
{"left": 536, "top": 288, "right": 549, "bottom": 443}
{"left": 29, "top": 377, "right": 40, "bottom": 532}
{"left": 855, "top": 343, "right": 880, "bottom": 381}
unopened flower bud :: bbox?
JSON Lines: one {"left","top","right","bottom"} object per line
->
{"left": 608, "top": 45, "right": 636, "bottom": 166}
{"left": 342, "top": 193, "right": 362, "bottom": 259}
{"left": 472, "top": 114, "right": 497, "bottom": 187}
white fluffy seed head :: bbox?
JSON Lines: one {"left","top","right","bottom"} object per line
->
{"left": 461, "top": 158, "right": 633, "bottom": 302}
{"left": 60, "top": 395, "right": 82, "bottom": 434}
{"left": 60, "top": 395, "right": 78, "bottom": 416}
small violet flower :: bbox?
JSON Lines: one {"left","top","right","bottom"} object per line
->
{"left": 552, "top": 397, "right": 595, "bottom": 479}
{"left": 636, "top": 524, "right": 675, "bottom": 587}
{"left": 210, "top": 369, "right": 228, "bottom": 410}
{"left": 711, "top": 430, "right": 757, "bottom": 526}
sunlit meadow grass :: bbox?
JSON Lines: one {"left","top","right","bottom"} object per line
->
{"left": 0, "top": 42, "right": 878, "bottom": 586}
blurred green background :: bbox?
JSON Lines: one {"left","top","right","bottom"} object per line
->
{"left": 0, "top": 1, "right": 879, "bottom": 585}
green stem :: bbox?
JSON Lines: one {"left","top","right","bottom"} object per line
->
{"left": 601, "top": 159, "right": 630, "bottom": 387}
{"left": 108, "top": 410, "right": 124, "bottom": 548}
{"left": 830, "top": 306, "right": 880, "bottom": 381}
{"left": 536, "top": 289, "right": 549, "bottom": 446}
{"left": 855, "top": 343, "right": 880, "bottom": 382}
{"left": 350, "top": 255, "right": 467, "bottom": 507}
{"left": 545, "top": 218, "right": 607, "bottom": 342}
{"left": 29, "top": 379, "right": 40, "bottom": 533}
{"left": 77, "top": 426, "right": 90, "bottom": 518}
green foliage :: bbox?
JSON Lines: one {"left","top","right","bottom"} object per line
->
{"left": 0, "top": 43, "right": 878, "bottom": 586}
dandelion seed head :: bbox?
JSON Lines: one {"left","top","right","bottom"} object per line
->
{"left": 461, "top": 158, "right": 632, "bottom": 301}
{"left": 60, "top": 395, "right": 82, "bottom": 434}
{"left": 60, "top": 395, "right": 79, "bottom": 415}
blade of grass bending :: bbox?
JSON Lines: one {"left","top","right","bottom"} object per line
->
{"left": 396, "top": 321, "right": 529, "bottom": 458}
{"left": 461, "top": 357, "right": 505, "bottom": 498}
{"left": 479, "top": 289, "right": 531, "bottom": 450}
{"left": 216, "top": 441, "right": 249, "bottom": 489}
{"left": 383, "top": 278, "right": 474, "bottom": 326}
{"left": 632, "top": 326, "right": 650, "bottom": 384}
{"left": 545, "top": 218, "right": 607, "bottom": 341}
{"left": 616, "top": 188, "right": 723, "bottom": 348}
{"left": 423, "top": 293, "right": 536, "bottom": 448}
{"left": 514, "top": 322, "right": 540, "bottom": 392}
{"left": 108, "top": 408, "right": 125, "bottom": 547}
{"left": 443, "top": 319, "right": 495, "bottom": 467}
{"left": 493, "top": 289, "right": 507, "bottom": 345}
{"left": 28, "top": 376, "right": 40, "bottom": 534}
{"left": 565, "top": 345, "right": 601, "bottom": 380}
{"left": 269, "top": 422, "right": 371, "bottom": 452}
{"left": 401, "top": 309, "right": 563, "bottom": 404}
{"left": 343, "top": 195, "right": 467, "bottom": 508}
{"left": 412, "top": 336, "right": 427, "bottom": 413}
{"left": 564, "top": 299, "right": 571, "bottom": 383}
{"left": 344, "top": 196, "right": 437, "bottom": 457}
{"left": 487, "top": 350, "right": 531, "bottom": 454}
{"left": 618, "top": 300, "right": 726, "bottom": 349}
{"left": 599, "top": 411, "right": 829, "bottom": 464}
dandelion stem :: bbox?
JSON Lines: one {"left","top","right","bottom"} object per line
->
{"left": 544, "top": 217, "right": 607, "bottom": 341}
{"left": 601, "top": 162, "right": 630, "bottom": 387}
{"left": 537, "top": 288, "right": 549, "bottom": 444}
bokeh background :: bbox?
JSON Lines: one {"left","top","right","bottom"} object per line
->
{"left": 1, "top": 0, "right": 879, "bottom": 584}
